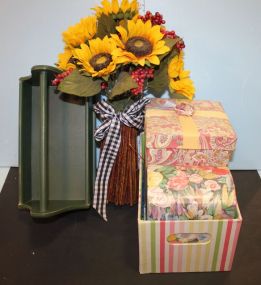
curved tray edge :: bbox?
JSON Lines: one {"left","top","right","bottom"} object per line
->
{"left": 18, "top": 202, "right": 91, "bottom": 218}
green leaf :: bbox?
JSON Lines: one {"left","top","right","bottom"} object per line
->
{"left": 109, "top": 96, "right": 135, "bottom": 112}
{"left": 169, "top": 92, "right": 190, "bottom": 99}
{"left": 147, "top": 62, "right": 168, "bottom": 96}
{"left": 207, "top": 204, "right": 216, "bottom": 216}
{"left": 164, "top": 173, "right": 177, "bottom": 179}
{"left": 165, "top": 37, "right": 179, "bottom": 49}
{"left": 81, "top": 71, "right": 92, "bottom": 77}
{"left": 102, "top": 75, "right": 110, "bottom": 81}
{"left": 148, "top": 42, "right": 180, "bottom": 97}
{"left": 96, "top": 14, "right": 117, "bottom": 38}
{"left": 158, "top": 37, "right": 179, "bottom": 61}
{"left": 119, "top": 18, "right": 128, "bottom": 30}
{"left": 179, "top": 215, "right": 189, "bottom": 220}
{"left": 216, "top": 177, "right": 227, "bottom": 185}
{"left": 58, "top": 69, "right": 101, "bottom": 97}
{"left": 223, "top": 206, "right": 238, "bottom": 219}
{"left": 159, "top": 178, "right": 168, "bottom": 191}
{"left": 156, "top": 165, "right": 175, "bottom": 173}
{"left": 110, "top": 72, "right": 138, "bottom": 99}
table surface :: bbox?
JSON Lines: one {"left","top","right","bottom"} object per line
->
{"left": 0, "top": 168, "right": 260, "bottom": 285}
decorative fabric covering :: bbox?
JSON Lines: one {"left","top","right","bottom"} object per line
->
{"left": 147, "top": 164, "right": 238, "bottom": 221}
{"left": 146, "top": 148, "right": 232, "bottom": 167}
{"left": 145, "top": 98, "right": 237, "bottom": 151}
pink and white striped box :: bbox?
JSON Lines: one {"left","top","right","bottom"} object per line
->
{"left": 138, "top": 165, "right": 242, "bottom": 273}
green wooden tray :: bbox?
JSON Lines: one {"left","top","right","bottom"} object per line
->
{"left": 19, "top": 65, "right": 97, "bottom": 218}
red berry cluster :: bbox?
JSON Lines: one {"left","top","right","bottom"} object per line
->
{"left": 176, "top": 39, "right": 185, "bottom": 51}
{"left": 139, "top": 11, "right": 166, "bottom": 25}
{"left": 52, "top": 68, "right": 74, "bottom": 86}
{"left": 130, "top": 68, "right": 154, "bottom": 95}
{"left": 101, "top": 82, "right": 108, "bottom": 90}
{"left": 160, "top": 27, "right": 176, "bottom": 39}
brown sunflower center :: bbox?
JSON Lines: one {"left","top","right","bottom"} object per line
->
{"left": 125, "top": 36, "right": 153, "bottom": 57}
{"left": 89, "top": 53, "right": 112, "bottom": 71}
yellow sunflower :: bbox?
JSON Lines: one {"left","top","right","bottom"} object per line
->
{"left": 56, "top": 49, "right": 76, "bottom": 71}
{"left": 168, "top": 53, "right": 195, "bottom": 99}
{"left": 111, "top": 19, "right": 170, "bottom": 66}
{"left": 62, "top": 16, "right": 97, "bottom": 49}
{"left": 73, "top": 36, "right": 117, "bottom": 77}
{"left": 168, "top": 51, "right": 184, "bottom": 78}
{"left": 93, "top": 0, "right": 139, "bottom": 19}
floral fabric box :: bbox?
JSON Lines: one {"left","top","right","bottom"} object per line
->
{"left": 145, "top": 98, "right": 237, "bottom": 167}
{"left": 147, "top": 165, "right": 238, "bottom": 221}
{"left": 138, "top": 159, "right": 242, "bottom": 273}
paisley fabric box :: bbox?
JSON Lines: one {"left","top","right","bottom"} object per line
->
{"left": 145, "top": 99, "right": 237, "bottom": 167}
{"left": 138, "top": 159, "right": 242, "bottom": 273}
{"left": 147, "top": 164, "right": 238, "bottom": 221}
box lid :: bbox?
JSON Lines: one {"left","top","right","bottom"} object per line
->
{"left": 145, "top": 98, "right": 237, "bottom": 150}
{"left": 147, "top": 164, "right": 238, "bottom": 221}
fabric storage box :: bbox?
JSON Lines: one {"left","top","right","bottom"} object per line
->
{"left": 145, "top": 99, "right": 237, "bottom": 167}
{"left": 147, "top": 165, "right": 238, "bottom": 221}
{"left": 138, "top": 141, "right": 242, "bottom": 273}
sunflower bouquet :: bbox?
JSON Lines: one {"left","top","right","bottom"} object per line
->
{"left": 53, "top": 0, "right": 195, "bottom": 105}
{"left": 52, "top": 0, "right": 195, "bottom": 220}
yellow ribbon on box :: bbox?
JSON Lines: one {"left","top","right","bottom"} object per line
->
{"left": 195, "top": 111, "right": 228, "bottom": 120}
{"left": 178, "top": 116, "right": 201, "bottom": 149}
{"left": 146, "top": 108, "right": 229, "bottom": 149}
{"left": 179, "top": 110, "right": 228, "bottom": 149}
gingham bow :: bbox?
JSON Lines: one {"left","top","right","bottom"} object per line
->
{"left": 93, "top": 97, "right": 150, "bottom": 221}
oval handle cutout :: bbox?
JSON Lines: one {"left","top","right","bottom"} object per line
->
{"left": 167, "top": 233, "right": 211, "bottom": 244}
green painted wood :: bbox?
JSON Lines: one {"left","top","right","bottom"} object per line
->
{"left": 85, "top": 98, "right": 91, "bottom": 207}
{"left": 19, "top": 78, "right": 33, "bottom": 206}
{"left": 90, "top": 95, "right": 100, "bottom": 202}
{"left": 40, "top": 71, "right": 48, "bottom": 213}
{"left": 19, "top": 65, "right": 96, "bottom": 218}
{"left": 91, "top": 97, "right": 97, "bottom": 191}
{"left": 18, "top": 200, "right": 91, "bottom": 218}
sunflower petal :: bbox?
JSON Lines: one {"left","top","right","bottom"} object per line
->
{"left": 148, "top": 55, "right": 160, "bottom": 65}
{"left": 148, "top": 25, "right": 164, "bottom": 43}
{"left": 130, "top": 0, "right": 139, "bottom": 12}
{"left": 101, "top": 0, "right": 112, "bottom": 15}
{"left": 116, "top": 26, "right": 128, "bottom": 43}
{"left": 57, "top": 49, "right": 75, "bottom": 70}
{"left": 136, "top": 58, "right": 145, "bottom": 66}
{"left": 111, "top": 34, "right": 125, "bottom": 49}
{"left": 180, "top": 70, "right": 191, "bottom": 79}
{"left": 111, "top": 0, "right": 119, "bottom": 13}
{"left": 170, "top": 77, "right": 195, "bottom": 99}
{"left": 128, "top": 19, "right": 137, "bottom": 37}
{"left": 62, "top": 16, "right": 97, "bottom": 48}
{"left": 168, "top": 53, "right": 184, "bottom": 78}
{"left": 121, "top": 0, "right": 129, "bottom": 13}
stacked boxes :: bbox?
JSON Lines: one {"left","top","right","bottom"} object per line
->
{"left": 138, "top": 98, "right": 242, "bottom": 273}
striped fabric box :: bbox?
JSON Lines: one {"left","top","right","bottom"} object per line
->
{"left": 138, "top": 218, "right": 242, "bottom": 273}
{"left": 138, "top": 157, "right": 242, "bottom": 273}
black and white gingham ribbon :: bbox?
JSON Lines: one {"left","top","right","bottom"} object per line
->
{"left": 93, "top": 97, "right": 150, "bottom": 221}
